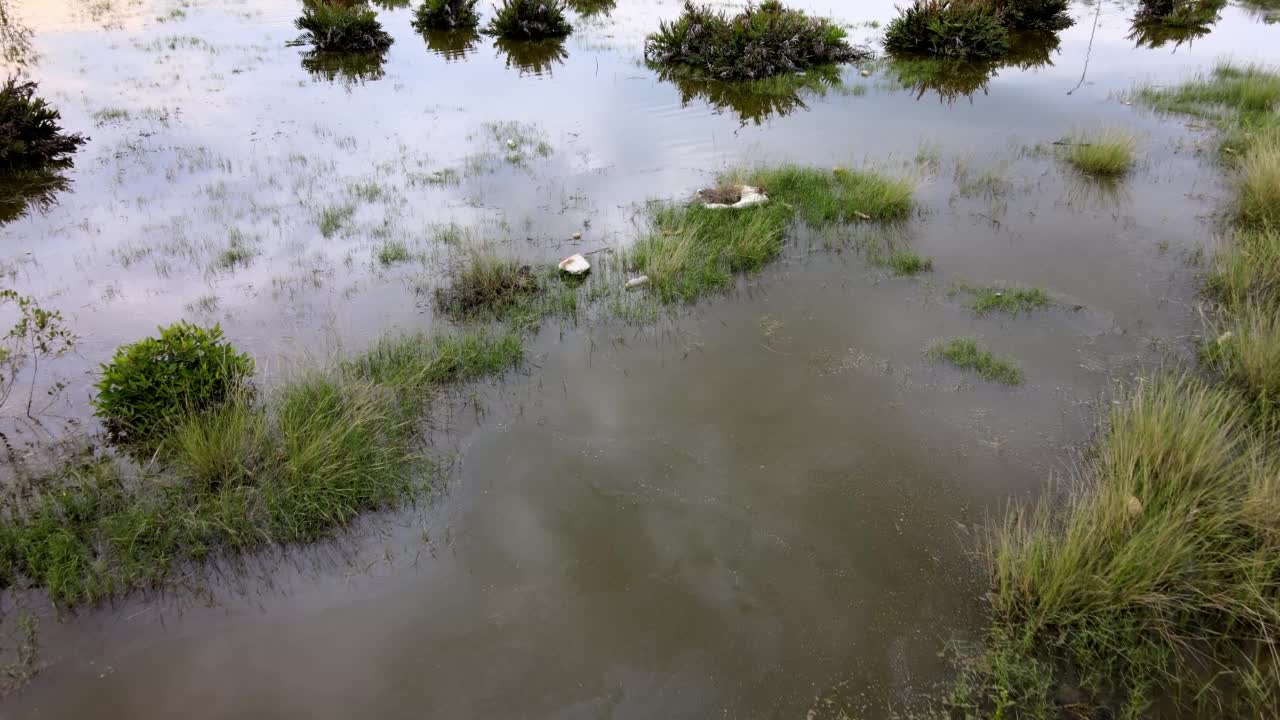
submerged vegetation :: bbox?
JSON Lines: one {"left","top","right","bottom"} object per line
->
{"left": 629, "top": 165, "right": 914, "bottom": 303}
{"left": 412, "top": 0, "right": 479, "bottom": 31}
{"left": 296, "top": 1, "right": 394, "bottom": 53}
{"left": 644, "top": 1, "right": 865, "bottom": 81}
{"left": 483, "top": 0, "right": 572, "bottom": 40}
{"left": 928, "top": 337, "right": 1022, "bottom": 384}
{"left": 934, "top": 62, "right": 1280, "bottom": 719}
{"left": 0, "top": 329, "right": 523, "bottom": 604}
{"left": 958, "top": 283, "right": 1050, "bottom": 314}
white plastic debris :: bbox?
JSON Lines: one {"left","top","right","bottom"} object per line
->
{"left": 558, "top": 253, "right": 591, "bottom": 275}
{"left": 506, "top": 139, "right": 517, "bottom": 149}
{"left": 860, "top": 69, "right": 871, "bottom": 77}
{"left": 701, "top": 185, "right": 769, "bottom": 210}
{"left": 625, "top": 275, "right": 650, "bottom": 290}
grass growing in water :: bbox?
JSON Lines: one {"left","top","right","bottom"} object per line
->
{"left": 928, "top": 337, "right": 1022, "bottom": 384}
{"left": 939, "top": 62, "right": 1280, "bottom": 720}
{"left": 318, "top": 203, "right": 355, "bottom": 238}
{"left": 960, "top": 283, "right": 1050, "bottom": 314}
{"left": 432, "top": 251, "right": 577, "bottom": 327}
{"left": 412, "top": 0, "right": 479, "bottom": 31}
{"left": 375, "top": 240, "right": 411, "bottom": 265}
{"left": 887, "top": 251, "right": 933, "bottom": 275}
{"left": 629, "top": 165, "right": 914, "bottom": 303}
{"left": 0, "top": 330, "right": 523, "bottom": 604}
{"left": 1060, "top": 129, "right": 1138, "bottom": 177}
{"left": 295, "top": 2, "right": 394, "bottom": 53}
{"left": 644, "top": 1, "right": 865, "bottom": 81}
{"left": 884, "top": 0, "right": 1009, "bottom": 60}
{"left": 483, "top": 0, "right": 572, "bottom": 40}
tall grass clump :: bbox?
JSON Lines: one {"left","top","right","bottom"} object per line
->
{"left": 927, "top": 337, "right": 1022, "bottom": 384}
{"left": 629, "top": 165, "right": 914, "bottom": 303}
{"left": 997, "top": 0, "right": 1072, "bottom": 30}
{"left": 884, "top": 0, "right": 1011, "bottom": 60}
{"left": 0, "top": 77, "right": 87, "bottom": 174}
{"left": 983, "top": 376, "right": 1279, "bottom": 714}
{"left": 483, "top": 0, "right": 572, "bottom": 40}
{"left": 1208, "top": 228, "right": 1280, "bottom": 313}
{"left": 1060, "top": 129, "right": 1137, "bottom": 177}
{"left": 434, "top": 252, "right": 543, "bottom": 320}
{"left": 644, "top": 1, "right": 865, "bottom": 81}
{"left": 0, "top": 330, "right": 523, "bottom": 604}
{"left": 412, "top": 0, "right": 479, "bottom": 31}
{"left": 1237, "top": 143, "right": 1280, "bottom": 228}
{"left": 296, "top": 1, "right": 394, "bottom": 52}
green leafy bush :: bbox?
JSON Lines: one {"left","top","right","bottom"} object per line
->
{"left": 997, "top": 0, "right": 1072, "bottom": 30}
{"left": 645, "top": 1, "right": 864, "bottom": 81}
{"left": 412, "top": 0, "right": 480, "bottom": 31}
{"left": 483, "top": 0, "right": 573, "bottom": 40}
{"left": 0, "top": 77, "right": 87, "bottom": 174}
{"left": 296, "top": 2, "right": 394, "bottom": 53}
{"left": 93, "top": 322, "right": 255, "bottom": 444}
{"left": 884, "top": 0, "right": 1011, "bottom": 60}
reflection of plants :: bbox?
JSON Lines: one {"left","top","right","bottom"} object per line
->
{"left": 565, "top": 0, "right": 614, "bottom": 16}
{"left": 494, "top": 38, "right": 568, "bottom": 75}
{"left": 412, "top": 0, "right": 479, "bottom": 31}
{"left": 93, "top": 322, "right": 254, "bottom": 445}
{"left": 483, "top": 0, "right": 573, "bottom": 40}
{"left": 422, "top": 29, "right": 481, "bottom": 60}
{"left": 301, "top": 49, "right": 388, "bottom": 82}
{"left": 887, "top": 30, "right": 1058, "bottom": 102}
{"left": 0, "top": 291, "right": 77, "bottom": 419}
{"left": 1128, "top": 0, "right": 1224, "bottom": 48}
{"left": 0, "top": 0, "right": 36, "bottom": 67}
{"left": 0, "top": 172, "right": 69, "bottom": 225}
{"left": 0, "top": 78, "right": 88, "bottom": 174}
{"left": 295, "top": 2, "right": 394, "bottom": 53}
{"left": 646, "top": 1, "right": 864, "bottom": 81}
{"left": 654, "top": 64, "right": 846, "bottom": 126}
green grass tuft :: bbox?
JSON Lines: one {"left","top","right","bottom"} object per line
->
{"left": 628, "top": 165, "right": 914, "bottom": 304}
{"left": 483, "top": 0, "right": 572, "bottom": 40}
{"left": 962, "top": 284, "right": 1051, "bottom": 314}
{"left": 318, "top": 203, "right": 355, "bottom": 238}
{"left": 412, "top": 0, "right": 479, "bottom": 31}
{"left": 375, "top": 240, "right": 411, "bottom": 265}
{"left": 644, "top": 1, "right": 865, "bottom": 81}
{"left": 928, "top": 337, "right": 1022, "bottom": 384}
{"left": 884, "top": 0, "right": 1011, "bottom": 60}
{"left": 295, "top": 2, "right": 394, "bottom": 53}
{"left": 1061, "top": 129, "right": 1138, "bottom": 177}
{"left": 887, "top": 251, "right": 933, "bottom": 275}
{"left": 0, "top": 329, "right": 522, "bottom": 604}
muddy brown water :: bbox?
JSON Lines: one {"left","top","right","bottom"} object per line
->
{"left": 0, "top": 0, "right": 1277, "bottom": 716}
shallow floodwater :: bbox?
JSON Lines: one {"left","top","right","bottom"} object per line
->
{"left": 1, "top": 0, "right": 1278, "bottom": 717}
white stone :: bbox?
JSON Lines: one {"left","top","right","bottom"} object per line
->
{"left": 558, "top": 253, "right": 590, "bottom": 275}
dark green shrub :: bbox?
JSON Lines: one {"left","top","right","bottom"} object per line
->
{"left": 93, "top": 322, "right": 255, "bottom": 444}
{"left": 997, "top": 0, "right": 1072, "bottom": 30}
{"left": 645, "top": 1, "right": 864, "bottom": 81}
{"left": 483, "top": 0, "right": 573, "bottom": 40}
{"left": 884, "top": 0, "right": 1011, "bottom": 60}
{"left": 296, "top": 2, "right": 394, "bottom": 53}
{"left": 412, "top": 0, "right": 480, "bottom": 31}
{"left": 0, "top": 77, "right": 87, "bottom": 174}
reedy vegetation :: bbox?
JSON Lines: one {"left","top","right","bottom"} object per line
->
{"left": 296, "top": 1, "right": 394, "bottom": 53}
{"left": 0, "top": 330, "right": 523, "bottom": 604}
{"left": 412, "top": 0, "right": 480, "bottom": 31}
{"left": 483, "top": 0, "right": 572, "bottom": 40}
{"left": 942, "top": 62, "right": 1280, "bottom": 718}
{"left": 1060, "top": 128, "right": 1138, "bottom": 177}
{"left": 644, "top": 1, "right": 865, "bottom": 81}
{"left": 884, "top": 0, "right": 1072, "bottom": 60}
